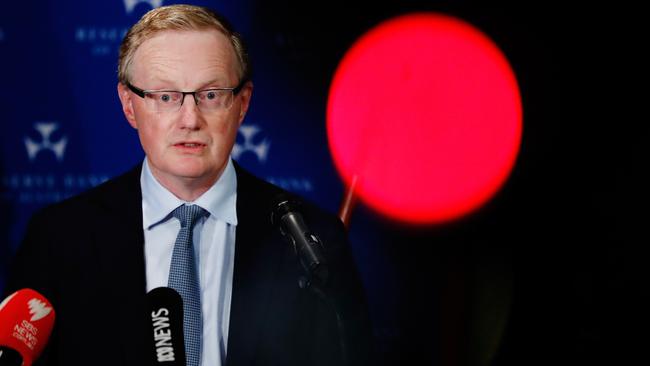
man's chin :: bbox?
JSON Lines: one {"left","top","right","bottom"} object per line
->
{"left": 172, "top": 165, "right": 222, "bottom": 184}
{"left": 150, "top": 157, "right": 226, "bottom": 186}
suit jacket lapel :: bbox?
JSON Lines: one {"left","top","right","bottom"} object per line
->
{"left": 94, "top": 165, "right": 151, "bottom": 365}
{"left": 226, "top": 164, "right": 286, "bottom": 365}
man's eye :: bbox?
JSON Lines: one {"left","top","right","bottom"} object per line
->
{"left": 160, "top": 94, "right": 172, "bottom": 102}
{"left": 206, "top": 91, "right": 217, "bottom": 100}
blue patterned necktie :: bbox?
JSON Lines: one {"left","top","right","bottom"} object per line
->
{"left": 168, "top": 204, "right": 206, "bottom": 366}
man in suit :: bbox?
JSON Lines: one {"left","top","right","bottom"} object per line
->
{"left": 5, "top": 4, "right": 371, "bottom": 366}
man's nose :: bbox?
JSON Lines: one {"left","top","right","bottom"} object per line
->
{"left": 178, "top": 93, "right": 203, "bottom": 129}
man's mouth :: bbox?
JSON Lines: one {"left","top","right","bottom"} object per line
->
{"left": 173, "top": 142, "right": 207, "bottom": 151}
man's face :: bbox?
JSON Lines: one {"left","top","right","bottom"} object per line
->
{"left": 118, "top": 29, "right": 252, "bottom": 195}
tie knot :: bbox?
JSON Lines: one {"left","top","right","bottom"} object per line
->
{"left": 172, "top": 204, "right": 206, "bottom": 229}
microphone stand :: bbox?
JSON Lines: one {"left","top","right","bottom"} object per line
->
{"left": 272, "top": 198, "right": 350, "bottom": 366}
{"left": 301, "top": 275, "right": 350, "bottom": 366}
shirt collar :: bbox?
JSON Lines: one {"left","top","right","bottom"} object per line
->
{"left": 141, "top": 158, "right": 238, "bottom": 229}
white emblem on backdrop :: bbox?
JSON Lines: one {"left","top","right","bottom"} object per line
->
{"left": 123, "top": 0, "right": 164, "bottom": 14}
{"left": 231, "top": 125, "right": 313, "bottom": 192}
{"left": 24, "top": 122, "right": 68, "bottom": 163}
{"left": 232, "top": 125, "right": 271, "bottom": 163}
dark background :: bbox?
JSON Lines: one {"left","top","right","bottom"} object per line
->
{"left": 1, "top": 1, "right": 644, "bottom": 365}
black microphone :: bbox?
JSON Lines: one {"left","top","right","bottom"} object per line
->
{"left": 271, "top": 195, "right": 329, "bottom": 287}
{"left": 0, "top": 347, "right": 23, "bottom": 366}
{"left": 146, "top": 287, "right": 186, "bottom": 366}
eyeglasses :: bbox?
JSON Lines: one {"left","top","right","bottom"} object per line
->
{"left": 126, "top": 80, "right": 247, "bottom": 113}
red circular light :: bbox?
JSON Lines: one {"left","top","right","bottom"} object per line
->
{"left": 327, "top": 13, "right": 522, "bottom": 224}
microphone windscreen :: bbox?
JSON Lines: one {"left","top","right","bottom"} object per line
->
{"left": 270, "top": 194, "right": 298, "bottom": 228}
{"left": 0, "top": 345, "right": 24, "bottom": 366}
{"left": 0, "top": 289, "right": 55, "bottom": 366}
{"left": 146, "top": 287, "right": 186, "bottom": 366}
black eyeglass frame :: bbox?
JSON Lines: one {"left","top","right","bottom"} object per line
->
{"left": 125, "top": 79, "right": 248, "bottom": 106}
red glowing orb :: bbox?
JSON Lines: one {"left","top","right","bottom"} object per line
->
{"left": 327, "top": 13, "right": 522, "bottom": 224}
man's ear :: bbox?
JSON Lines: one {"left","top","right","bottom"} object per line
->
{"left": 236, "top": 81, "right": 254, "bottom": 126}
{"left": 117, "top": 83, "right": 138, "bottom": 129}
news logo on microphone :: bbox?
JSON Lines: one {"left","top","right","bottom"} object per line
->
{"left": 0, "top": 289, "right": 56, "bottom": 366}
{"left": 146, "top": 287, "right": 186, "bottom": 366}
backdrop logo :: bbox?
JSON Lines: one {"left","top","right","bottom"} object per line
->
{"left": 123, "top": 0, "right": 164, "bottom": 14}
{"left": 233, "top": 125, "right": 271, "bottom": 163}
{"left": 24, "top": 122, "right": 68, "bottom": 163}
{"left": 74, "top": 0, "right": 163, "bottom": 56}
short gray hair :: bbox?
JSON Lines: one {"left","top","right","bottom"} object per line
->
{"left": 117, "top": 4, "right": 250, "bottom": 84}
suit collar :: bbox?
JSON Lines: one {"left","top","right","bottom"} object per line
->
{"left": 226, "top": 163, "right": 286, "bottom": 365}
{"left": 93, "top": 164, "right": 151, "bottom": 365}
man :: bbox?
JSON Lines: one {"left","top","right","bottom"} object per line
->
{"left": 5, "top": 5, "right": 371, "bottom": 366}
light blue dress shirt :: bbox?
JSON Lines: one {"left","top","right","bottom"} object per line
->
{"left": 140, "top": 158, "right": 237, "bottom": 366}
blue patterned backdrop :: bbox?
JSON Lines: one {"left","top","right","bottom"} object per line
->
{"left": 1, "top": 1, "right": 641, "bottom": 364}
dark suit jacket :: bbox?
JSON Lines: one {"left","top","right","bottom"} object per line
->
{"left": 6, "top": 163, "right": 372, "bottom": 366}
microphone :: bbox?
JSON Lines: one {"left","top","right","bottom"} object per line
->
{"left": 0, "top": 347, "right": 22, "bottom": 366}
{"left": 271, "top": 195, "right": 329, "bottom": 287}
{"left": 0, "top": 289, "right": 55, "bottom": 366}
{"left": 146, "top": 287, "right": 186, "bottom": 366}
